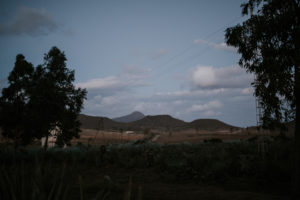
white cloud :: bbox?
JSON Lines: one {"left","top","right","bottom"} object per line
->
{"left": 76, "top": 66, "right": 151, "bottom": 94}
{"left": 241, "top": 87, "right": 253, "bottom": 95}
{"left": 78, "top": 65, "right": 152, "bottom": 117}
{"left": 187, "top": 100, "right": 223, "bottom": 113}
{"left": 0, "top": 6, "right": 57, "bottom": 36}
{"left": 101, "top": 96, "right": 120, "bottom": 106}
{"left": 79, "top": 65, "right": 255, "bottom": 126}
{"left": 155, "top": 88, "right": 227, "bottom": 99}
{"left": 212, "top": 42, "right": 237, "bottom": 52}
{"left": 83, "top": 93, "right": 137, "bottom": 117}
{"left": 189, "top": 65, "right": 253, "bottom": 89}
{"left": 76, "top": 76, "right": 119, "bottom": 90}
{"left": 82, "top": 84, "right": 255, "bottom": 126}
{"left": 194, "top": 39, "right": 237, "bottom": 52}
{"left": 191, "top": 66, "right": 216, "bottom": 87}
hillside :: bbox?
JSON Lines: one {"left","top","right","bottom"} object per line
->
{"left": 190, "top": 119, "right": 238, "bottom": 131}
{"left": 113, "top": 111, "right": 145, "bottom": 123}
{"left": 78, "top": 113, "right": 240, "bottom": 131}
{"left": 78, "top": 114, "right": 125, "bottom": 130}
{"left": 129, "top": 115, "right": 188, "bottom": 131}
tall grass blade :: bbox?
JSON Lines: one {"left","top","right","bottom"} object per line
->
{"left": 0, "top": 167, "right": 9, "bottom": 200}
{"left": 123, "top": 176, "right": 132, "bottom": 200}
{"left": 62, "top": 185, "right": 69, "bottom": 200}
{"left": 54, "top": 163, "right": 67, "bottom": 200}
{"left": 137, "top": 185, "right": 143, "bottom": 200}
{"left": 79, "top": 175, "right": 84, "bottom": 200}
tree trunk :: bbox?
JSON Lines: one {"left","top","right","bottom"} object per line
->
{"left": 44, "top": 134, "right": 48, "bottom": 150}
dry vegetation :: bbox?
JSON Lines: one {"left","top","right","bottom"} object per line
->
{"left": 0, "top": 126, "right": 292, "bottom": 147}
{"left": 72, "top": 129, "right": 146, "bottom": 145}
{"left": 0, "top": 126, "right": 293, "bottom": 200}
{"left": 71, "top": 128, "right": 286, "bottom": 146}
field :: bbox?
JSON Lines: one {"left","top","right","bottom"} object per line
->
{"left": 71, "top": 128, "right": 283, "bottom": 145}
{"left": 0, "top": 129, "right": 293, "bottom": 200}
{"left": 72, "top": 129, "right": 145, "bottom": 145}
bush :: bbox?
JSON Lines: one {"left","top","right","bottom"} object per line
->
{"left": 0, "top": 140, "right": 293, "bottom": 198}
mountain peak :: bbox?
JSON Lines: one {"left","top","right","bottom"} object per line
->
{"left": 112, "top": 111, "right": 145, "bottom": 123}
{"left": 131, "top": 111, "right": 143, "bottom": 115}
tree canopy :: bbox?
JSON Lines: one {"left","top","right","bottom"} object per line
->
{"left": 225, "top": 0, "right": 299, "bottom": 198}
{"left": 0, "top": 47, "right": 87, "bottom": 147}
{"left": 0, "top": 55, "right": 34, "bottom": 145}
{"left": 225, "top": 0, "right": 299, "bottom": 129}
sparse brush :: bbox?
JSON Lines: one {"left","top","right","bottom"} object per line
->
{"left": 79, "top": 175, "right": 84, "bottom": 200}
{"left": 0, "top": 140, "right": 293, "bottom": 199}
{"left": 0, "top": 161, "right": 69, "bottom": 200}
{"left": 123, "top": 176, "right": 132, "bottom": 200}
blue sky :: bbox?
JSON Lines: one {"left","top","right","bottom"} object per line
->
{"left": 0, "top": 0, "right": 256, "bottom": 127}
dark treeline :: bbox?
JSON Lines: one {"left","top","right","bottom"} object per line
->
{"left": 0, "top": 47, "right": 86, "bottom": 148}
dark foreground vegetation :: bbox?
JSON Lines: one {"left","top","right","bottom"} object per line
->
{"left": 0, "top": 139, "right": 292, "bottom": 200}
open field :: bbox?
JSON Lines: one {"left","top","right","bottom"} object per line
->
{"left": 0, "top": 127, "right": 293, "bottom": 199}
{"left": 71, "top": 128, "right": 284, "bottom": 145}
{"left": 71, "top": 129, "right": 146, "bottom": 145}
{"left": 0, "top": 140, "right": 292, "bottom": 200}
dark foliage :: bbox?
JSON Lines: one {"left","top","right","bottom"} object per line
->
{"left": 0, "top": 55, "right": 35, "bottom": 145}
{"left": 0, "top": 47, "right": 87, "bottom": 147}
{"left": 225, "top": 0, "right": 299, "bottom": 129}
{"left": 0, "top": 141, "right": 293, "bottom": 199}
{"left": 225, "top": 0, "right": 300, "bottom": 198}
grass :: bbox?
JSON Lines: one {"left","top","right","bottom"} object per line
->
{"left": 0, "top": 139, "right": 293, "bottom": 199}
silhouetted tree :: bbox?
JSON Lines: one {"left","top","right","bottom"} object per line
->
{"left": 225, "top": 0, "right": 299, "bottom": 198}
{"left": 33, "top": 47, "right": 87, "bottom": 147}
{"left": 0, "top": 47, "right": 87, "bottom": 148}
{"left": 0, "top": 55, "right": 34, "bottom": 146}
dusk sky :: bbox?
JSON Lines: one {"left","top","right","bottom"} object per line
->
{"left": 0, "top": 0, "right": 256, "bottom": 127}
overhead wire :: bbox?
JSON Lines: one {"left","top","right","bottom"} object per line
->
{"left": 151, "top": 16, "right": 243, "bottom": 80}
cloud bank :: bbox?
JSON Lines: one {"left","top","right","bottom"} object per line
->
{"left": 194, "top": 39, "right": 237, "bottom": 52}
{"left": 76, "top": 66, "right": 150, "bottom": 96}
{"left": 79, "top": 64, "right": 255, "bottom": 126}
{"left": 0, "top": 6, "right": 57, "bottom": 36}
{"left": 189, "top": 65, "right": 252, "bottom": 89}
{"left": 187, "top": 100, "right": 223, "bottom": 113}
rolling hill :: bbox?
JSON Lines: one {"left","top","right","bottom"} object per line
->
{"left": 79, "top": 113, "right": 240, "bottom": 131}
{"left": 112, "top": 111, "right": 145, "bottom": 123}
{"left": 190, "top": 119, "right": 238, "bottom": 131}
{"left": 129, "top": 115, "right": 188, "bottom": 131}
{"left": 78, "top": 114, "right": 124, "bottom": 130}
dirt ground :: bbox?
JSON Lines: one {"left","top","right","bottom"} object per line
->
{"left": 0, "top": 128, "right": 284, "bottom": 147}
{"left": 71, "top": 129, "right": 146, "bottom": 145}
{"left": 72, "top": 128, "right": 281, "bottom": 145}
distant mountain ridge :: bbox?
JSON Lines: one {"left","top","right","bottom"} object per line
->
{"left": 78, "top": 114, "right": 124, "bottom": 130}
{"left": 131, "top": 115, "right": 187, "bottom": 130}
{"left": 78, "top": 113, "right": 239, "bottom": 131}
{"left": 190, "top": 119, "right": 238, "bottom": 131}
{"left": 113, "top": 111, "right": 145, "bottom": 123}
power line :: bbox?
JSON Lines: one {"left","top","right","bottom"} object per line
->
{"left": 151, "top": 16, "right": 243, "bottom": 80}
